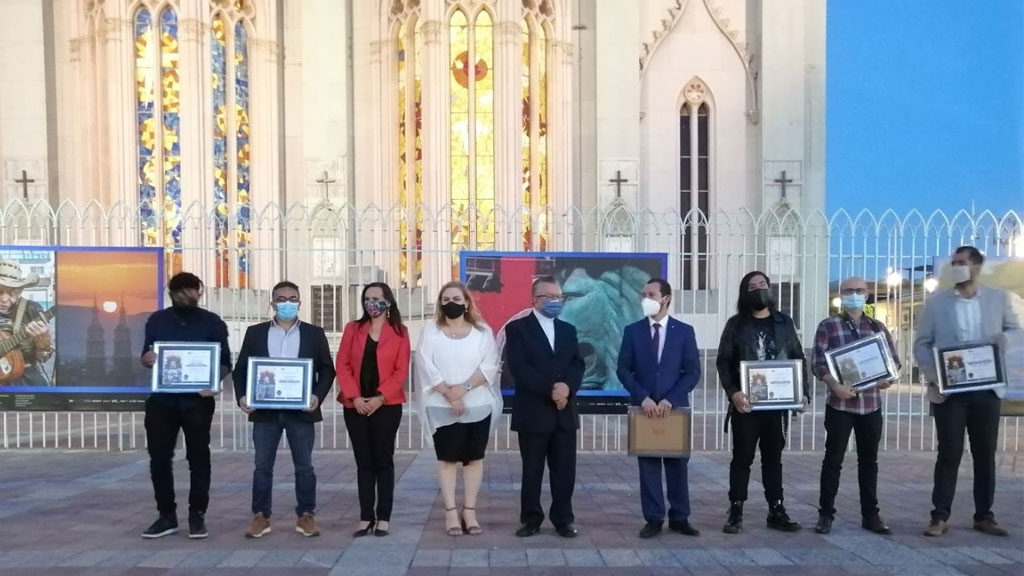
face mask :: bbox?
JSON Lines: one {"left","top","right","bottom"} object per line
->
{"left": 950, "top": 265, "right": 972, "bottom": 285}
{"left": 841, "top": 293, "right": 866, "bottom": 312}
{"left": 540, "top": 299, "right": 564, "bottom": 319}
{"left": 744, "top": 288, "right": 772, "bottom": 312}
{"left": 641, "top": 297, "right": 663, "bottom": 317}
{"left": 170, "top": 292, "right": 199, "bottom": 311}
{"left": 275, "top": 301, "right": 299, "bottom": 321}
{"left": 364, "top": 300, "right": 388, "bottom": 318}
{"left": 442, "top": 301, "right": 466, "bottom": 319}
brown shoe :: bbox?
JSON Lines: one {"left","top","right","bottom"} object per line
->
{"left": 245, "top": 513, "right": 272, "bottom": 538}
{"left": 923, "top": 519, "right": 947, "bottom": 537}
{"left": 296, "top": 513, "right": 320, "bottom": 537}
{"left": 973, "top": 518, "right": 1008, "bottom": 537}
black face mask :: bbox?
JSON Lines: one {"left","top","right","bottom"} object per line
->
{"left": 744, "top": 288, "right": 772, "bottom": 312}
{"left": 171, "top": 292, "right": 199, "bottom": 313}
{"left": 442, "top": 302, "right": 466, "bottom": 320}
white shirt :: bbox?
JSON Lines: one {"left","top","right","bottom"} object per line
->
{"left": 267, "top": 319, "right": 301, "bottom": 359}
{"left": 415, "top": 323, "right": 502, "bottom": 441}
{"left": 955, "top": 293, "right": 982, "bottom": 342}
{"left": 649, "top": 315, "right": 668, "bottom": 363}
{"left": 533, "top": 310, "right": 555, "bottom": 351}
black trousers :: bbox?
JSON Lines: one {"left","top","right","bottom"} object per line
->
{"left": 144, "top": 395, "right": 215, "bottom": 517}
{"left": 818, "top": 405, "right": 883, "bottom": 519}
{"left": 931, "top": 390, "right": 1001, "bottom": 522}
{"left": 518, "top": 428, "right": 576, "bottom": 527}
{"left": 728, "top": 410, "right": 787, "bottom": 504}
{"left": 344, "top": 404, "right": 402, "bottom": 522}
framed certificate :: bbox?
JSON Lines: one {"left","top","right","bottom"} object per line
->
{"left": 151, "top": 342, "right": 222, "bottom": 393}
{"left": 740, "top": 360, "right": 804, "bottom": 411}
{"left": 933, "top": 341, "right": 1007, "bottom": 395}
{"left": 245, "top": 357, "right": 314, "bottom": 410}
{"left": 825, "top": 333, "right": 900, "bottom": 392}
{"left": 627, "top": 407, "right": 691, "bottom": 458}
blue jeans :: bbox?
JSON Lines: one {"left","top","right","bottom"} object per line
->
{"left": 252, "top": 414, "right": 316, "bottom": 518}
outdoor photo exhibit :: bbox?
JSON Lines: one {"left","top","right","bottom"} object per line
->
{"left": 461, "top": 251, "right": 668, "bottom": 414}
{"left": 0, "top": 246, "right": 164, "bottom": 411}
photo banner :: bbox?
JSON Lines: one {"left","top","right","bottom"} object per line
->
{"left": 0, "top": 246, "right": 165, "bottom": 411}
{"left": 461, "top": 251, "right": 668, "bottom": 414}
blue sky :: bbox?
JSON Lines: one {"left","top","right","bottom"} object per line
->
{"left": 827, "top": 0, "right": 1024, "bottom": 217}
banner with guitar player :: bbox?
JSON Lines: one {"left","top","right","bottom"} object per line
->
{"left": 0, "top": 246, "right": 165, "bottom": 411}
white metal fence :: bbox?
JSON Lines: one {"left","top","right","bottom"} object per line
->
{"left": 1, "top": 200, "right": 1022, "bottom": 451}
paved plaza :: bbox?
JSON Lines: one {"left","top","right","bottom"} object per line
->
{"left": 0, "top": 448, "right": 1021, "bottom": 576}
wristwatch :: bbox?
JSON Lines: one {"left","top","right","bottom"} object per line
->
{"left": 463, "top": 381, "right": 472, "bottom": 391}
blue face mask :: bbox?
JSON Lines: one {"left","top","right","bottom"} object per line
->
{"left": 540, "top": 299, "right": 564, "bottom": 319}
{"left": 275, "top": 301, "right": 299, "bottom": 321}
{"left": 841, "top": 293, "right": 866, "bottom": 312}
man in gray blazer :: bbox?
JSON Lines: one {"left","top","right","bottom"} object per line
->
{"left": 913, "top": 246, "right": 1022, "bottom": 538}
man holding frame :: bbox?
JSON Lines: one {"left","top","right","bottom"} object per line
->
{"left": 914, "top": 246, "right": 1022, "bottom": 537}
{"left": 811, "top": 276, "right": 900, "bottom": 535}
{"left": 234, "top": 281, "right": 336, "bottom": 539}
{"left": 140, "top": 272, "right": 232, "bottom": 540}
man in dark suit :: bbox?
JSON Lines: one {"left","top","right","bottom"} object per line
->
{"left": 506, "top": 275, "right": 585, "bottom": 538}
{"left": 234, "top": 281, "right": 336, "bottom": 539}
{"left": 617, "top": 278, "right": 702, "bottom": 538}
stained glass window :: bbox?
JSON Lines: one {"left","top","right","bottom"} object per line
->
{"left": 135, "top": 6, "right": 183, "bottom": 275}
{"left": 680, "top": 100, "right": 711, "bottom": 290}
{"left": 449, "top": 8, "right": 495, "bottom": 276}
{"left": 397, "top": 18, "right": 424, "bottom": 287}
{"left": 521, "top": 12, "right": 549, "bottom": 251}
{"left": 211, "top": 9, "right": 253, "bottom": 288}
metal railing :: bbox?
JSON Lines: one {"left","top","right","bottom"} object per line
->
{"left": 1, "top": 200, "right": 1021, "bottom": 451}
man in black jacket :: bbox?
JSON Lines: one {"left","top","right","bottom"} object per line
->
{"left": 140, "top": 272, "right": 232, "bottom": 540}
{"left": 234, "top": 280, "right": 336, "bottom": 539}
{"left": 505, "top": 276, "right": 585, "bottom": 538}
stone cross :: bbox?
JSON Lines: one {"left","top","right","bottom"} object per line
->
{"left": 609, "top": 170, "right": 628, "bottom": 199}
{"left": 315, "top": 171, "right": 336, "bottom": 199}
{"left": 14, "top": 170, "right": 35, "bottom": 200}
{"left": 773, "top": 170, "right": 794, "bottom": 200}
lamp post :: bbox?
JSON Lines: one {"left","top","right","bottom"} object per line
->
{"left": 886, "top": 268, "right": 903, "bottom": 328}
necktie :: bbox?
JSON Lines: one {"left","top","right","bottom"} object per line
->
{"left": 652, "top": 323, "right": 660, "bottom": 362}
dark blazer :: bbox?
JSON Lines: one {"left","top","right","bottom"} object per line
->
{"left": 232, "top": 321, "right": 336, "bottom": 423}
{"left": 617, "top": 317, "right": 701, "bottom": 408}
{"left": 716, "top": 311, "right": 809, "bottom": 403}
{"left": 505, "top": 312, "right": 585, "bottom": 433}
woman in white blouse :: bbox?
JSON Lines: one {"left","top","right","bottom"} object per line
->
{"left": 416, "top": 281, "right": 501, "bottom": 537}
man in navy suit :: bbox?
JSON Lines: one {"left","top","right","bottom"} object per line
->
{"left": 617, "top": 278, "right": 702, "bottom": 538}
{"left": 234, "top": 281, "right": 336, "bottom": 539}
{"left": 506, "top": 276, "right": 586, "bottom": 538}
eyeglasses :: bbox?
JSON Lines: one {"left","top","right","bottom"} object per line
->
{"left": 273, "top": 297, "right": 300, "bottom": 303}
{"left": 535, "top": 294, "right": 563, "bottom": 301}
{"left": 840, "top": 288, "right": 868, "bottom": 296}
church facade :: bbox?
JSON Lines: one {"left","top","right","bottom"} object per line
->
{"left": 0, "top": 0, "right": 826, "bottom": 342}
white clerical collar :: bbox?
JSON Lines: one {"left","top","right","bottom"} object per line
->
{"left": 533, "top": 309, "right": 555, "bottom": 327}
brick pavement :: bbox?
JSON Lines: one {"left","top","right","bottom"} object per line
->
{"left": 0, "top": 448, "right": 1020, "bottom": 575}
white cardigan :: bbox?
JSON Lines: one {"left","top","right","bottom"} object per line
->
{"left": 415, "top": 322, "right": 502, "bottom": 444}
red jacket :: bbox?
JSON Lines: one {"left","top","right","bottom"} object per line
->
{"left": 336, "top": 320, "right": 410, "bottom": 407}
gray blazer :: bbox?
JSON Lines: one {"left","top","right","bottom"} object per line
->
{"left": 913, "top": 285, "right": 1022, "bottom": 403}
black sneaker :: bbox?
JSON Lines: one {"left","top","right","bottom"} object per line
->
{"left": 188, "top": 512, "right": 208, "bottom": 539}
{"left": 766, "top": 501, "right": 802, "bottom": 532}
{"left": 142, "top": 514, "right": 179, "bottom": 539}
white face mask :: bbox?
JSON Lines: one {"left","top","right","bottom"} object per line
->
{"left": 950, "top": 265, "right": 972, "bottom": 285}
{"left": 641, "top": 297, "right": 663, "bottom": 317}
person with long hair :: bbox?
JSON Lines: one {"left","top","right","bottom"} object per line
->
{"left": 416, "top": 281, "right": 501, "bottom": 537}
{"left": 716, "top": 271, "right": 808, "bottom": 534}
{"left": 337, "top": 282, "right": 410, "bottom": 538}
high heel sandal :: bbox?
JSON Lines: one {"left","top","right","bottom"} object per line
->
{"left": 353, "top": 521, "right": 375, "bottom": 538}
{"left": 461, "top": 507, "right": 483, "bottom": 536}
{"left": 444, "top": 507, "right": 462, "bottom": 537}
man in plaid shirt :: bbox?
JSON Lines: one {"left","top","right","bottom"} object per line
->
{"left": 811, "top": 276, "right": 901, "bottom": 535}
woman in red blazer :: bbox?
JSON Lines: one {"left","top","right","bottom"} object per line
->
{"left": 336, "top": 282, "right": 410, "bottom": 538}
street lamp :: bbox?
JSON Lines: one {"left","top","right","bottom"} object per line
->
{"left": 831, "top": 297, "right": 842, "bottom": 310}
{"left": 886, "top": 269, "right": 903, "bottom": 288}
{"left": 923, "top": 276, "right": 938, "bottom": 293}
